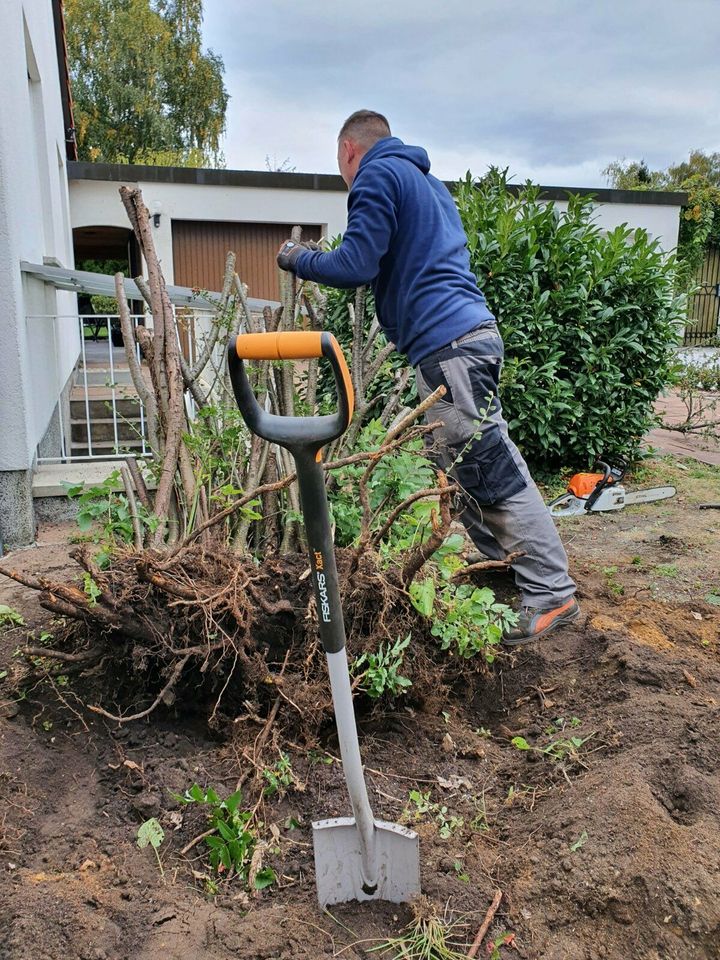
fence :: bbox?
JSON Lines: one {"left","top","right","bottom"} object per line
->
{"left": 684, "top": 246, "right": 720, "bottom": 346}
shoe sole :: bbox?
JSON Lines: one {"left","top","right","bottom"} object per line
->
{"left": 502, "top": 604, "right": 581, "bottom": 648}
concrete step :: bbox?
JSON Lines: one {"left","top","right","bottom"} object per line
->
{"left": 71, "top": 418, "right": 144, "bottom": 444}
{"left": 33, "top": 461, "right": 157, "bottom": 498}
{"left": 70, "top": 397, "right": 143, "bottom": 419}
{"left": 76, "top": 368, "right": 135, "bottom": 387}
{"left": 70, "top": 438, "right": 147, "bottom": 458}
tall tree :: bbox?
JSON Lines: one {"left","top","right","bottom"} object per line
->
{"left": 65, "top": 0, "right": 229, "bottom": 166}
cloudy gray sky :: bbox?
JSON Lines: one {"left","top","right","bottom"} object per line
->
{"left": 201, "top": 0, "right": 720, "bottom": 187}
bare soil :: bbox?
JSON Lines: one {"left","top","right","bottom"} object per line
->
{"left": 1, "top": 456, "right": 719, "bottom": 960}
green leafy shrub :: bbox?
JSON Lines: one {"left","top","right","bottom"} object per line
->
{"left": 65, "top": 470, "right": 158, "bottom": 563}
{"left": 329, "top": 420, "right": 436, "bottom": 548}
{"left": 454, "top": 169, "right": 687, "bottom": 469}
{"left": 409, "top": 534, "right": 516, "bottom": 662}
{"left": 677, "top": 357, "right": 720, "bottom": 392}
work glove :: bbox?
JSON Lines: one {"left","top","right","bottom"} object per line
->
{"left": 276, "top": 239, "right": 319, "bottom": 272}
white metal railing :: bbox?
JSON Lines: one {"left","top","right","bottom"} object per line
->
{"left": 30, "top": 310, "right": 218, "bottom": 464}
{"left": 31, "top": 314, "right": 151, "bottom": 464}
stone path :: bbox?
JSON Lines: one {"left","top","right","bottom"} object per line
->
{"left": 645, "top": 391, "right": 720, "bottom": 466}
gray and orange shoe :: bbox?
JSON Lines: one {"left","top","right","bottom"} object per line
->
{"left": 503, "top": 598, "right": 580, "bottom": 647}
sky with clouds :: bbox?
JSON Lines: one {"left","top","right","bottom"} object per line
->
{"left": 201, "top": 0, "right": 720, "bottom": 188}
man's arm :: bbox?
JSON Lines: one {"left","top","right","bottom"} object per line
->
{"left": 282, "top": 163, "right": 398, "bottom": 288}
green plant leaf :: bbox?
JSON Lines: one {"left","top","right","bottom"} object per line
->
{"left": 409, "top": 579, "right": 436, "bottom": 618}
{"left": 570, "top": 830, "right": 589, "bottom": 853}
{"left": 511, "top": 736, "right": 531, "bottom": 751}
{"left": 0, "top": 605, "right": 24, "bottom": 627}
{"left": 137, "top": 818, "right": 165, "bottom": 850}
{"left": 254, "top": 867, "right": 276, "bottom": 889}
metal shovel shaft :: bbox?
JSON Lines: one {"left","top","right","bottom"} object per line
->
{"left": 294, "top": 449, "right": 379, "bottom": 894}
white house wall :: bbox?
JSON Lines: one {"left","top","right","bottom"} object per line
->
{"left": 552, "top": 200, "right": 681, "bottom": 248}
{"left": 70, "top": 175, "right": 682, "bottom": 295}
{"left": 70, "top": 179, "right": 350, "bottom": 287}
{"left": 0, "top": 0, "right": 77, "bottom": 475}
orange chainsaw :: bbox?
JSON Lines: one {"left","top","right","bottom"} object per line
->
{"left": 548, "top": 458, "right": 676, "bottom": 517}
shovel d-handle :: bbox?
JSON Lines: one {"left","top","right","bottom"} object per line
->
{"left": 228, "top": 331, "right": 354, "bottom": 452}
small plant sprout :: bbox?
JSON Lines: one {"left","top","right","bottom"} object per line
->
{"left": 369, "top": 896, "right": 467, "bottom": 959}
{"left": 569, "top": 830, "right": 589, "bottom": 853}
{"left": 602, "top": 565, "right": 624, "bottom": 596}
{"left": 511, "top": 723, "right": 595, "bottom": 767}
{"left": 0, "top": 605, "right": 24, "bottom": 628}
{"left": 353, "top": 634, "right": 412, "bottom": 699}
{"left": 453, "top": 859, "right": 470, "bottom": 882}
{"left": 262, "top": 752, "right": 295, "bottom": 798}
{"left": 401, "top": 790, "right": 464, "bottom": 838}
{"left": 137, "top": 817, "right": 165, "bottom": 878}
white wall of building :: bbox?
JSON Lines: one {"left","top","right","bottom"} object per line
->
{"left": 70, "top": 174, "right": 683, "bottom": 295}
{"left": 70, "top": 178, "right": 350, "bottom": 286}
{"left": 552, "top": 199, "right": 681, "bottom": 248}
{"left": 0, "top": 0, "right": 78, "bottom": 472}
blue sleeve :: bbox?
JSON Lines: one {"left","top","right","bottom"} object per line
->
{"left": 294, "top": 162, "right": 398, "bottom": 288}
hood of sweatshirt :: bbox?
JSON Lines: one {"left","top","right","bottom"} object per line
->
{"left": 358, "top": 136, "right": 431, "bottom": 175}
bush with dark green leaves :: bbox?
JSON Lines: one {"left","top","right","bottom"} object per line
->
{"left": 454, "top": 170, "right": 687, "bottom": 469}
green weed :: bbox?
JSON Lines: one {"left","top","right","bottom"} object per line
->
{"left": 137, "top": 817, "right": 165, "bottom": 878}
{"left": 175, "top": 784, "right": 275, "bottom": 888}
{"left": 0, "top": 605, "right": 24, "bottom": 628}
{"left": 353, "top": 635, "right": 412, "bottom": 699}
{"left": 602, "top": 566, "right": 625, "bottom": 596}
{"left": 401, "top": 790, "right": 464, "bottom": 839}
{"left": 262, "top": 753, "right": 295, "bottom": 798}
{"left": 369, "top": 899, "right": 467, "bottom": 959}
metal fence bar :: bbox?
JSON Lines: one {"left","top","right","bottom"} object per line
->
{"left": 32, "top": 310, "right": 212, "bottom": 464}
{"left": 105, "top": 316, "right": 120, "bottom": 455}
{"left": 32, "top": 314, "right": 150, "bottom": 464}
{"left": 78, "top": 314, "right": 94, "bottom": 458}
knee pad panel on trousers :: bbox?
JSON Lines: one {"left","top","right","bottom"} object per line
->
{"left": 451, "top": 431, "right": 527, "bottom": 506}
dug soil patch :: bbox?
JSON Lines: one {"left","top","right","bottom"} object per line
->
{"left": 1, "top": 458, "right": 719, "bottom": 960}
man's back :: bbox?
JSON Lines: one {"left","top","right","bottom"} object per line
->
{"left": 295, "top": 136, "right": 495, "bottom": 365}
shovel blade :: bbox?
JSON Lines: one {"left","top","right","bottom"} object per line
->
{"left": 312, "top": 817, "right": 420, "bottom": 906}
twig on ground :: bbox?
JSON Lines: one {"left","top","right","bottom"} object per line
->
{"left": 21, "top": 646, "right": 100, "bottom": 663}
{"left": 467, "top": 889, "right": 503, "bottom": 958}
{"left": 179, "top": 827, "right": 217, "bottom": 857}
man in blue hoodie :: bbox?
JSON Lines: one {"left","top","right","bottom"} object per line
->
{"left": 277, "top": 110, "right": 578, "bottom": 645}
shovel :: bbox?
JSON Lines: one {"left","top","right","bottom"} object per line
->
{"left": 228, "top": 331, "right": 420, "bottom": 907}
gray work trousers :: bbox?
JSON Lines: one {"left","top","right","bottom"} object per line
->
{"left": 414, "top": 324, "right": 576, "bottom": 609}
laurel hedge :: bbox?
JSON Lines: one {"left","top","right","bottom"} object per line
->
{"left": 454, "top": 169, "right": 687, "bottom": 469}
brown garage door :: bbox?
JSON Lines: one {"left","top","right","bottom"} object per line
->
{"left": 172, "top": 220, "right": 323, "bottom": 302}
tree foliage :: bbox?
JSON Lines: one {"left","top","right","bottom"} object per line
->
{"left": 454, "top": 170, "right": 686, "bottom": 470}
{"left": 65, "top": 0, "right": 228, "bottom": 166}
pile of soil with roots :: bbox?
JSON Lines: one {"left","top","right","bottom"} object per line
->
{"left": 6, "top": 544, "right": 460, "bottom": 737}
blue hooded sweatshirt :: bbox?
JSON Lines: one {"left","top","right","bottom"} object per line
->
{"left": 294, "top": 137, "right": 495, "bottom": 366}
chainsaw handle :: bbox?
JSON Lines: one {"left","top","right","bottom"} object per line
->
{"left": 228, "top": 332, "right": 354, "bottom": 451}
{"left": 585, "top": 458, "right": 626, "bottom": 511}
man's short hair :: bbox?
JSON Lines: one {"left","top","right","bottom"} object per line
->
{"left": 338, "top": 110, "right": 391, "bottom": 149}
